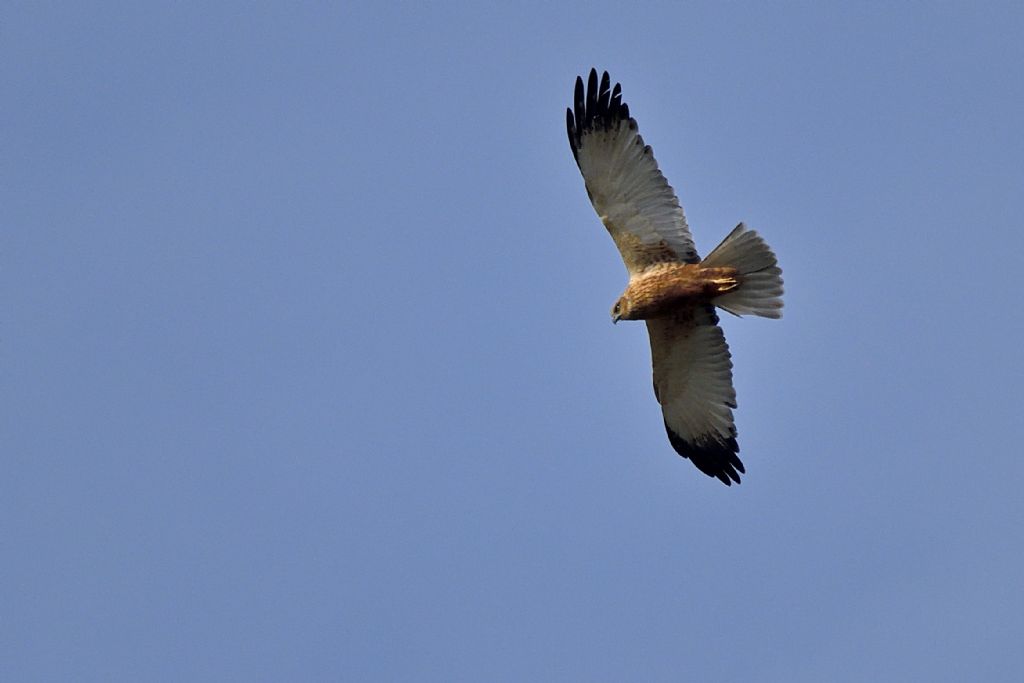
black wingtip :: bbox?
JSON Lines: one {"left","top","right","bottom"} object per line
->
{"left": 665, "top": 421, "right": 745, "bottom": 486}
{"left": 566, "top": 108, "right": 575, "bottom": 157}
{"left": 566, "top": 69, "right": 631, "bottom": 163}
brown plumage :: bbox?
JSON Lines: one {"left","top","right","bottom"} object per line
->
{"left": 613, "top": 264, "right": 740, "bottom": 322}
{"left": 567, "top": 69, "right": 783, "bottom": 485}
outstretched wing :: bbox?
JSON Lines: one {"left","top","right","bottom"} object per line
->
{"left": 567, "top": 69, "right": 699, "bottom": 274}
{"left": 647, "top": 306, "right": 744, "bottom": 485}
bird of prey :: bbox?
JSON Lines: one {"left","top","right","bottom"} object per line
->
{"left": 567, "top": 69, "right": 783, "bottom": 485}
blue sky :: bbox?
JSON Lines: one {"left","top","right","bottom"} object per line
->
{"left": 4, "top": 2, "right": 1024, "bottom": 680}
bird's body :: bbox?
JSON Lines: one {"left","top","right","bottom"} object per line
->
{"left": 616, "top": 263, "right": 740, "bottom": 322}
{"left": 567, "top": 69, "right": 783, "bottom": 485}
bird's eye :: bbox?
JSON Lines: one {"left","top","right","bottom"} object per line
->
{"left": 613, "top": 303, "right": 621, "bottom": 314}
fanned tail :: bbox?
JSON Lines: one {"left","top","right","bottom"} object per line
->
{"left": 701, "top": 223, "right": 783, "bottom": 318}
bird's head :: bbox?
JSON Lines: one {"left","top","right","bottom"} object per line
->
{"left": 611, "top": 296, "right": 633, "bottom": 324}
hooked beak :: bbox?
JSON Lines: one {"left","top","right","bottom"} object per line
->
{"left": 612, "top": 314, "right": 621, "bottom": 325}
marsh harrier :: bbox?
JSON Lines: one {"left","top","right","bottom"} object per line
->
{"left": 567, "top": 69, "right": 783, "bottom": 485}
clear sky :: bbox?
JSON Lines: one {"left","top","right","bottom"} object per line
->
{"left": 5, "top": 2, "right": 1024, "bottom": 681}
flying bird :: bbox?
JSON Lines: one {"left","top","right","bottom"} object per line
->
{"left": 566, "top": 69, "right": 783, "bottom": 485}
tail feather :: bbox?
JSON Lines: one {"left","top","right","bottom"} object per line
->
{"left": 701, "top": 223, "right": 783, "bottom": 318}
